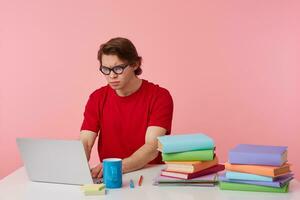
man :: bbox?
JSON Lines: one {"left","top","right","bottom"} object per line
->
{"left": 80, "top": 37, "right": 173, "bottom": 178}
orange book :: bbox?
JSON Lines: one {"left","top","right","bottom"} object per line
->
{"left": 224, "top": 162, "right": 291, "bottom": 177}
{"left": 165, "top": 156, "right": 218, "bottom": 173}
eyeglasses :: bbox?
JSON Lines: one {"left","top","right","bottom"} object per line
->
{"left": 99, "top": 64, "right": 129, "bottom": 75}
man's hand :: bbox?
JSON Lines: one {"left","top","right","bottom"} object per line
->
{"left": 91, "top": 163, "right": 103, "bottom": 178}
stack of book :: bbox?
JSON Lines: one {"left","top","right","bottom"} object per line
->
{"left": 81, "top": 184, "right": 106, "bottom": 196}
{"left": 156, "top": 133, "right": 224, "bottom": 185}
{"left": 219, "top": 144, "right": 293, "bottom": 193}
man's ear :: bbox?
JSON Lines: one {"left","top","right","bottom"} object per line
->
{"left": 131, "top": 62, "right": 139, "bottom": 70}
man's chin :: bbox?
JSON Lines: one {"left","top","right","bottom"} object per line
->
{"left": 109, "top": 84, "right": 122, "bottom": 90}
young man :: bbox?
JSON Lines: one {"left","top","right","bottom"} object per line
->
{"left": 80, "top": 37, "right": 173, "bottom": 178}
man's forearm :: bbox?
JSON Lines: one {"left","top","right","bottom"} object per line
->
{"left": 80, "top": 130, "right": 98, "bottom": 161}
{"left": 122, "top": 143, "right": 159, "bottom": 173}
{"left": 82, "top": 142, "right": 92, "bottom": 161}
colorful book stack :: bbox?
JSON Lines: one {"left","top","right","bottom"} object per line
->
{"left": 219, "top": 144, "right": 293, "bottom": 193}
{"left": 81, "top": 184, "right": 106, "bottom": 196}
{"left": 156, "top": 133, "right": 224, "bottom": 184}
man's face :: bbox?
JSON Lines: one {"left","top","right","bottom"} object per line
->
{"left": 101, "top": 54, "right": 137, "bottom": 91}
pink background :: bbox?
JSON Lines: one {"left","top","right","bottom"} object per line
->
{"left": 1, "top": 0, "right": 299, "bottom": 179}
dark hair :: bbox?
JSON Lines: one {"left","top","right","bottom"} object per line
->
{"left": 97, "top": 37, "right": 142, "bottom": 75}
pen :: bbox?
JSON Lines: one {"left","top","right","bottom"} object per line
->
{"left": 129, "top": 179, "right": 135, "bottom": 188}
{"left": 138, "top": 175, "right": 143, "bottom": 186}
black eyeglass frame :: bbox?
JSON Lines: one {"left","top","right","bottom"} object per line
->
{"left": 99, "top": 64, "right": 129, "bottom": 75}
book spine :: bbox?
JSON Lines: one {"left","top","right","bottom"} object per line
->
{"left": 219, "top": 181, "right": 289, "bottom": 193}
{"left": 163, "top": 141, "right": 214, "bottom": 153}
{"left": 225, "top": 172, "right": 273, "bottom": 182}
{"left": 229, "top": 152, "right": 282, "bottom": 166}
{"left": 162, "top": 150, "right": 214, "bottom": 161}
{"left": 225, "top": 163, "right": 279, "bottom": 177}
{"left": 220, "top": 178, "right": 282, "bottom": 188}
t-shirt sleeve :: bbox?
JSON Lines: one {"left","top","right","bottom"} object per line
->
{"left": 80, "top": 91, "right": 101, "bottom": 134}
{"left": 148, "top": 89, "right": 174, "bottom": 133}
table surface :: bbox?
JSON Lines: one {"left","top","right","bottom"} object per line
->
{"left": 1, "top": 165, "right": 300, "bottom": 200}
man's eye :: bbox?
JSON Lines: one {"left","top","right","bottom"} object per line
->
{"left": 114, "top": 67, "right": 123, "bottom": 71}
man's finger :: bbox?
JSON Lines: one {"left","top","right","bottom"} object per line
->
{"left": 97, "top": 168, "right": 103, "bottom": 178}
{"left": 91, "top": 167, "right": 99, "bottom": 178}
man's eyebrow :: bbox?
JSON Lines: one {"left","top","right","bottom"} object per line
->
{"left": 102, "top": 63, "right": 123, "bottom": 68}
{"left": 112, "top": 64, "right": 125, "bottom": 67}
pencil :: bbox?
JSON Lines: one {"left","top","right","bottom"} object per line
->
{"left": 138, "top": 175, "right": 143, "bottom": 186}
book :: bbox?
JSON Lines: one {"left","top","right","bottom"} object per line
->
{"left": 225, "top": 162, "right": 291, "bottom": 177}
{"left": 219, "top": 181, "right": 289, "bottom": 193}
{"left": 157, "top": 133, "right": 215, "bottom": 153}
{"left": 154, "top": 182, "right": 215, "bottom": 187}
{"left": 153, "top": 173, "right": 218, "bottom": 186}
{"left": 161, "top": 164, "right": 225, "bottom": 179}
{"left": 229, "top": 144, "right": 287, "bottom": 166}
{"left": 219, "top": 173, "right": 293, "bottom": 188}
{"left": 165, "top": 156, "right": 218, "bottom": 173}
{"left": 225, "top": 171, "right": 279, "bottom": 182}
{"left": 162, "top": 149, "right": 214, "bottom": 161}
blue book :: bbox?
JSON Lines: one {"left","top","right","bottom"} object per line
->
{"left": 226, "top": 171, "right": 285, "bottom": 182}
{"left": 219, "top": 173, "right": 293, "bottom": 188}
{"left": 229, "top": 144, "right": 287, "bottom": 166}
{"left": 157, "top": 134, "right": 215, "bottom": 153}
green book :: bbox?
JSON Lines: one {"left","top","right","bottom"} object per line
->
{"left": 162, "top": 149, "right": 214, "bottom": 161}
{"left": 219, "top": 181, "right": 289, "bottom": 193}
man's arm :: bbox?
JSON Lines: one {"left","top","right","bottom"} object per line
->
{"left": 122, "top": 126, "right": 167, "bottom": 173}
{"left": 80, "top": 130, "right": 98, "bottom": 161}
{"left": 80, "top": 130, "right": 104, "bottom": 178}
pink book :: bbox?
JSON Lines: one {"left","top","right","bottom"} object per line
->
{"left": 161, "top": 164, "right": 225, "bottom": 179}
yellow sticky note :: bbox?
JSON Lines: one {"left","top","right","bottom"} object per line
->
{"left": 81, "top": 183, "right": 105, "bottom": 191}
{"left": 84, "top": 189, "right": 106, "bottom": 196}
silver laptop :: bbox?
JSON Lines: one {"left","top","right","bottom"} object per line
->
{"left": 16, "top": 138, "right": 101, "bottom": 185}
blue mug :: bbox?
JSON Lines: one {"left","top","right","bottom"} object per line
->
{"left": 103, "top": 158, "right": 122, "bottom": 189}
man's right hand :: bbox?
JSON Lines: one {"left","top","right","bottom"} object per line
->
{"left": 91, "top": 163, "right": 103, "bottom": 178}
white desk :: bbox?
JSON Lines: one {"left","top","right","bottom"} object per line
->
{"left": 1, "top": 165, "right": 300, "bottom": 200}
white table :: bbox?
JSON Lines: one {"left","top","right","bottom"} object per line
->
{"left": 1, "top": 165, "right": 300, "bottom": 200}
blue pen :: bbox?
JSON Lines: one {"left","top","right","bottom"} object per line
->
{"left": 129, "top": 179, "right": 135, "bottom": 188}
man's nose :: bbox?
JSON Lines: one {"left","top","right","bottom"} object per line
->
{"left": 109, "top": 71, "right": 117, "bottom": 78}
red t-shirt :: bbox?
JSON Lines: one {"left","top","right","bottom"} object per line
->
{"left": 80, "top": 79, "right": 173, "bottom": 164}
